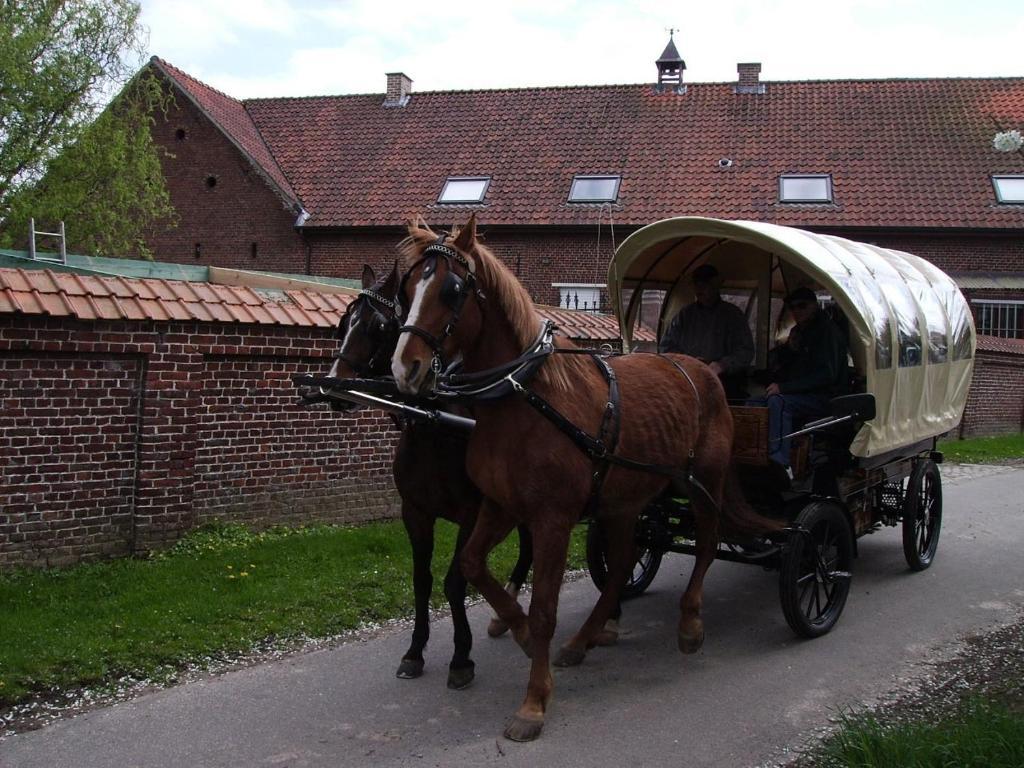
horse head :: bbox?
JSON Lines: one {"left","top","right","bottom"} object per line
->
{"left": 328, "top": 262, "right": 403, "bottom": 409}
{"left": 393, "top": 215, "right": 483, "bottom": 395}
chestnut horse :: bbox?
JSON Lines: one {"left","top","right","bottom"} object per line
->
{"left": 328, "top": 262, "right": 533, "bottom": 689}
{"left": 392, "top": 216, "right": 778, "bottom": 741}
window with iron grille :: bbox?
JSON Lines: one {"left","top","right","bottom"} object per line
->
{"left": 554, "top": 283, "right": 604, "bottom": 313}
{"left": 973, "top": 300, "right": 1024, "bottom": 338}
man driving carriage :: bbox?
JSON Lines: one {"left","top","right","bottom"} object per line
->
{"left": 755, "top": 286, "right": 850, "bottom": 474}
{"left": 659, "top": 264, "right": 755, "bottom": 399}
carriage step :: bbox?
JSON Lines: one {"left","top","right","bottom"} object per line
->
{"left": 828, "top": 570, "right": 852, "bottom": 583}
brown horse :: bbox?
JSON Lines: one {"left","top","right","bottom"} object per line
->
{"left": 392, "top": 215, "right": 778, "bottom": 741}
{"left": 328, "top": 262, "right": 533, "bottom": 689}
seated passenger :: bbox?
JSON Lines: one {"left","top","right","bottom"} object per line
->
{"left": 755, "top": 286, "right": 849, "bottom": 473}
{"left": 659, "top": 264, "right": 754, "bottom": 399}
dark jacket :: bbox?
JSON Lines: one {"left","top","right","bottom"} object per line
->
{"left": 659, "top": 299, "right": 755, "bottom": 374}
{"left": 776, "top": 311, "right": 849, "bottom": 396}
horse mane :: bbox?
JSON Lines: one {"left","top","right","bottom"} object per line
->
{"left": 400, "top": 220, "right": 590, "bottom": 393}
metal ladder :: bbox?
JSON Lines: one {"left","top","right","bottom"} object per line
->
{"left": 28, "top": 218, "right": 66, "bottom": 263}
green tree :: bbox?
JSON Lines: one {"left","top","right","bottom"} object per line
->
{"left": 0, "top": 0, "right": 175, "bottom": 257}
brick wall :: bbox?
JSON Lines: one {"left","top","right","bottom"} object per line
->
{"left": 960, "top": 344, "right": 1024, "bottom": 436}
{"left": 306, "top": 225, "right": 630, "bottom": 309}
{"left": 0, "top": 315, "right": 399, "bottom": 570}
{"left": 146, "top": 85, "right": 307, "bottom": 272}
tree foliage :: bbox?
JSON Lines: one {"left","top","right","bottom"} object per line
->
{"left": 0, "top": 0, "right": 175, "bottom": 257}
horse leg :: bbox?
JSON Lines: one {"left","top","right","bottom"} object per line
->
{"left": 504, "top": 520, "right": 572, "bottom": 742}
{"left": 461, "top": 501, "right": 530, "bottom": 656}
{"left": 444, "top": 521, "right": 475, "bottom": 690}
{"left": 487, "top": 523, "right": 532, "bottom": 638}
{"left": 678, "top": 498, "right": 719, "bottom": 654}
{"left": 397, "top": 505, "right": 433, "bottom": 679}
{"left": 554, "top": 515, "right": 635, "bottom": 667}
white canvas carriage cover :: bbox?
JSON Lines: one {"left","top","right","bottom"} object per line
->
{"left": 609, "top": 218, "right": 975, "bottom": 459}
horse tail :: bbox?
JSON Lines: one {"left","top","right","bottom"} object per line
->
{"left": 718, "top": 462, "right": 785, "bottom": 537}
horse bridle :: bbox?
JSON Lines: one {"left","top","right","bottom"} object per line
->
{"left": 398, "top": 236, "right": 480, "bottom": 373}
{"left": 335, "top": 287, "right": 402, "bottom": 377}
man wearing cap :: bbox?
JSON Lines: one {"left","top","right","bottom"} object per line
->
{"left": 762, "top": 286, "right": 850, "bottom": 471}
{"left": 659, "top": 264, "right": 755, "bottom": 399}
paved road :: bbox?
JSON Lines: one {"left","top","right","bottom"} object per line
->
{"left": 2, "top": 465, "right": 1021, "bottom": 768}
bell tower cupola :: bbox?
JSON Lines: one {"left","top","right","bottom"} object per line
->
{"left": 656, "top": 30, "right": 686, "bottom": 92}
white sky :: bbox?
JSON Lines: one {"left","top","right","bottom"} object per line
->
{"left": 139, "top": 0, "right": 1022, "bottom": 99}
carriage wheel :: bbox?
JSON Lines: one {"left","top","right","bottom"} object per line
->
{"left": 902, "top": 459, "right": 942, "bottom": 571}
{"left": 779, "top": 501, "right": 853, "bottom": 638}
{"left": 586, "top": 521, "right": 663, "bottom": 599}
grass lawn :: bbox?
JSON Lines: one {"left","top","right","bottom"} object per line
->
{"left": 811, "top": 699, "right": 1024, "bottom": 767}
{"left": 938, "top": 433, "right": 1024, "bottom": 464}
{"left": 0, "top": 520, "right": 587, "bottom": 708}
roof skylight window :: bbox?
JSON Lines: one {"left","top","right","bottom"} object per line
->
{"left": 779, "top": 174, "right": 833, "bottom": 203}
{"left": 992, "top": 175, "right": 1024, "bottom": 204}
{"left": 568, "top": 175, "right": 621, "bottom": 203}
{"left": 438, "top": 177, "right": 489, "bottom": 204}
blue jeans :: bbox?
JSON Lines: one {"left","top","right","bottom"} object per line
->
{"left": 748, "top": 393, "right": 831, "bottom": 467}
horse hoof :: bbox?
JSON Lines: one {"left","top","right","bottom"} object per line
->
{"left": 677, "top": 628, "right": 705, "bottom": 654}
{"left": 553, "top": 646, "right": 586, "bottom": 667}
{"left": 447, "top": 663, "right": 475, "bottom": 690}
{"left": 504, "top": 715, "right": 544, "bottom": 742}
{"left": 487, "top": 617, "right": 510, "bottom": 638}
{"left": 396, "top": 658, "right": 425, "bottom": 679}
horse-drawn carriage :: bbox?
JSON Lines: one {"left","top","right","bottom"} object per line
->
{"left": 296, "top": 214, "right": 974, "bottom": 741}
{"left": 587, "top": 216, "right": 975, "bottom": 637}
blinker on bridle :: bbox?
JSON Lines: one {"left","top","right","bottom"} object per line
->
{"left": 399, "top": 236, "right": 478, "bottom": 374}
{"left": 335, "top": 286, "right": 403, "bottom": 377}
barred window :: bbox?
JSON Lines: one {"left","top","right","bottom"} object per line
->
{"left": 554, "top": 283, "right": 604, "bottom": 313}
{"left": 974, "top": 300, "right": 1024, "bottom": 338}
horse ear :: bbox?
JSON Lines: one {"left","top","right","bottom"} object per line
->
{"left": 361, "top": 264, "right": 376, "bottom": 289}
{"left": 407, "top": 214, "right": 431, "bottom": 235}
{"left": 453, "top": 213, "right": 477, "bottom": 253}
{"left": 382, "top": 261, "right": 400, "bottom": 294}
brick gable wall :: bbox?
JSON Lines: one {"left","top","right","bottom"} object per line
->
{"left": 147, "top": 88, "right": 307, "bottom": 272}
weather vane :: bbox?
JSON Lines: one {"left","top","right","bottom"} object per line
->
{"left": 665, "top": 27, "right": 678, "bottom": 39}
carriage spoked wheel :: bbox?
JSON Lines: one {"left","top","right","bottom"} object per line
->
{"left": 902, "top": 459, "right": 942, "bottom": 571}
{"left": 779, "top": 501, "right": 854, "bottom": 638}
{"left": 586, "top": 520, "right": 663, "bottom": 599}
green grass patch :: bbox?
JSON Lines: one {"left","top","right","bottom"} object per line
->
{"left": 812, "top": 698, "right": 1024, "bottom": 767}
{"left": 0, "top": 520, "right": 587, "bottom": 708}
{"left": 939, "top": 433, "right": 1024, "bottom": 464}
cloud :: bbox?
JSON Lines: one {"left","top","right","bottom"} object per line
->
{"left": 139, "top": 0, "right": 1024, "bottom": 99}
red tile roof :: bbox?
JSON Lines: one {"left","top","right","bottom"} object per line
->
{"left": 0, "top": 268, "right": 347, "bottom": 327}
{"left": 151, "top": 58, "right": 299, "bottom": 209}
{"left": 0, "top": 268, "right": 633, "bottom": 340}
{"left": 154, "top": 59, "right": 1024, "bottom": 231}
{"left": 977, "top": 334, "right": 1024, "bottom": 355}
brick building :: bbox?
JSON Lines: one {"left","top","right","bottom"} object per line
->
{"left": 142, "top": 42, "right": 1024, "bottom": 335}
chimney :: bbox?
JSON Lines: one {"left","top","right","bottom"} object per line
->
{"left": 384, "top": 72, "right": 412, "bottom": 107}
{"left": 655, "top": 32, "right": 686, "bottom": 93}
{"left": 735, "top": 62, "right": 764, "bottom": 94}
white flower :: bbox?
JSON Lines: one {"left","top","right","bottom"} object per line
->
{"left": 993, "top": 130, "right": 1023, "bottom": 153}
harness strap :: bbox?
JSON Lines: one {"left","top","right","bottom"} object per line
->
{"left": 585, "top": 355, "right": 621, "bottom": 518}
{"left": 510, "top": 354, "right": 719, "bottom": 516}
